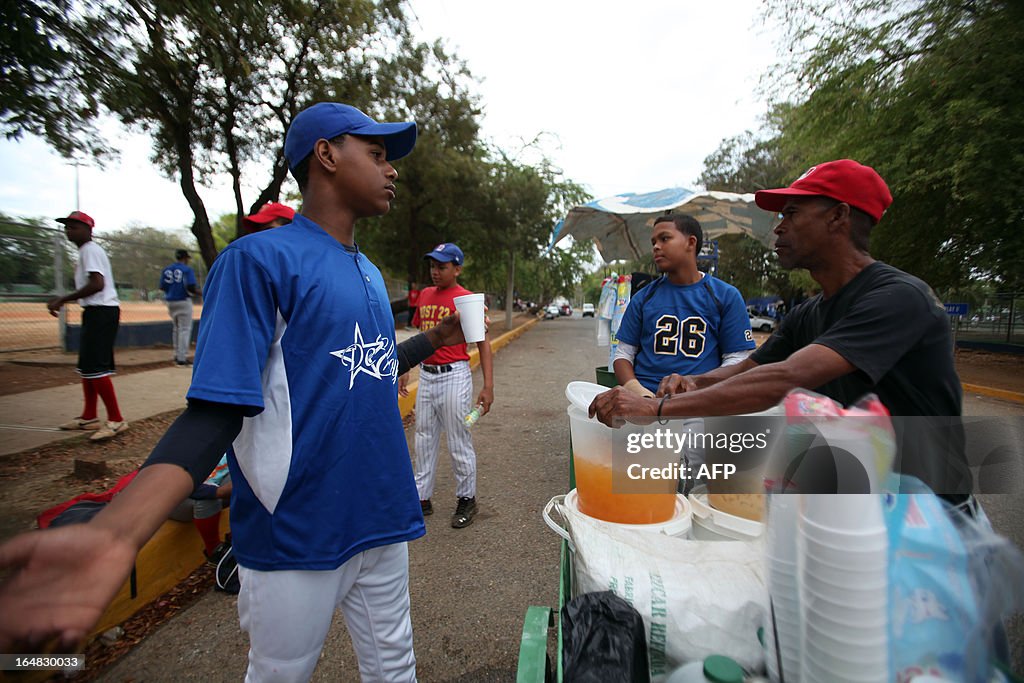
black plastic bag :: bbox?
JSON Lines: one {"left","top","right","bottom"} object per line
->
{"left": 561, "top": 590, "right": 650, "bottom": 683}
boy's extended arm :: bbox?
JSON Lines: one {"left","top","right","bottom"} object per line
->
{"left": 0, "top": 401, "right": 244, "bottom": 653}
{"left": 476, "top": 336, "right": 494, "bottom": 415}
{"left": 395, "top": 312, "right": 466, "bottom": 375}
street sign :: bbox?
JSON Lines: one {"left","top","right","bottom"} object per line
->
{"left": 944, "top": 303, "right": 969, "bottom": 317}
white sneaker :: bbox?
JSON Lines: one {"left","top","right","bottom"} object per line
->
{"left": 90, "top": 420, "right": 130, "bottom": 441}
{"left": 59, "top": 417, "right": 101, "bottom": 430}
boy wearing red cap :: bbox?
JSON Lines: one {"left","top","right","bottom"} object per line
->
{"left": 242, "top": 201, "right": 296, "bottom": 233}
{"left": 591, "top": 160, "right": 968, "bottom": 498}
{"left": 48, "top": 211, "right": 128, "bottom": 441}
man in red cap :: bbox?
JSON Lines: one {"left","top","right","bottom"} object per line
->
{"left": 47, "top": 211, "right": 129, "bottom": 441}
{"left": 590, "top": 160, "right": 969, "bottom": 499}
{"left": 242, "top": 201, "right": 295, "bottom": 233}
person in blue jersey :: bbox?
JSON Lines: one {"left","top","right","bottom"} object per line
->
{"left": 0, "top": 103, "right": 474, "bottom": 682}
{"left": 159, "top": 248, "right": 198, "bottom": 366}
{"left": 613, "top": 214, "right": 755, "bottom": 398}
{"left": 613, "top": 214, "right": 754, "bottom": 485}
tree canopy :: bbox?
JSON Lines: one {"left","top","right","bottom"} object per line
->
{"left": 701, "top": 0, "right": 1024, "bottom": 295}
{"left": 8, "top": 0, "right": 592, "bottom": 307}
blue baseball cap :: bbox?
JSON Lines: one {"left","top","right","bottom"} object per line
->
{"left": 424, "top": 243, "right": 464, "bottom": 265}
{"left": 284, "top": 103, "right": 417, "bottom": 171}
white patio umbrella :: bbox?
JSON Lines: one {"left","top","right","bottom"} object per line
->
{"left": 549, "top": 187, "right": 776, "bottom": 262}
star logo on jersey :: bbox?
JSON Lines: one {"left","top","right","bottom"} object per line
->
{"left": 330, "top": 322, "right": 399, "bottom": 389}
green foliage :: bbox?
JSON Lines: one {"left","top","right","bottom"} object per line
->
{"left": 9, "top": 0, "right": 592, "bottom": 303}
{"left": 698, "top": 106, "right": 801, "bottom": 193}
{"left": 763, "top": 0, "right": 1024, "bottom": 291}
{"left": 0, "top": 215, "right": 68, "bottom": 292}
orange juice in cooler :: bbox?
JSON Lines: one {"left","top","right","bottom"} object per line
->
{"left": 573, "top": 456, "right": 676, "bottom": 524}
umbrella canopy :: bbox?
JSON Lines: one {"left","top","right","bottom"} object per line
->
{"left": 550, "top": 187, "right": 776, "bottom": 262}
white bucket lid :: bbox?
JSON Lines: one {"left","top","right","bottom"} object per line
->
{"left": 688, "top": 486, "right": 764, "bottom": 540}
{"left": 565, "top": 381, "right": 609, "bottom": 413}
{"left": 565, "top": 488, "right": 692, "bottom": 538}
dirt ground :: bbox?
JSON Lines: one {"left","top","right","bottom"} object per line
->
{"left": 0, "top": 331, "right": 1021, "bottom": 680}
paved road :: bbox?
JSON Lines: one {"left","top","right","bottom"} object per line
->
{"left": 95, "top": 315, "right": 1023, "bottom": 680}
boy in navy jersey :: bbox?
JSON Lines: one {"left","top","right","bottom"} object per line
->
{"left": 613, "top": 214, "right": 755, "bottom": 396}
{"left": 0, "top": 103, "right": 474, "bottom": 682}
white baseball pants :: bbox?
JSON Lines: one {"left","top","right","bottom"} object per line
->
{"left": 238, "top": 542, "right": 416, "bottom": 682}
{"left": 413, "top": 360, "right": 476, "bottom": 500}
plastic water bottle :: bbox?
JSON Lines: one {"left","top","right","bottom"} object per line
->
{"left": 464, "top": 403, "right": 485, "bottom": 427}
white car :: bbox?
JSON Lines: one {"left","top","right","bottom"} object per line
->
{"left": 749, "top": 314, "right": 776, "bottom": 332}
{"left": 544, "top": 305, "right": 560, "bottom": 319}
{"left": 582, "top": 303, "right": 595, "bottom": 318}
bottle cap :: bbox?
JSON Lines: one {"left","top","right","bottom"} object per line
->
{"left": 703, "top": 655, "right": 744, "bottom": 683}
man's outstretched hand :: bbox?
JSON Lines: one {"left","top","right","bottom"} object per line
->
{"left": 588, "top": 387, "right": 659, "bottom": 428}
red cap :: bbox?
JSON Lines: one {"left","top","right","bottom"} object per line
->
{"left": 242, "top": 202, "right": 296, "bottom": 231}
{"left": 56, "top": 211, "right": 95, "bottom": 229}
{"left": 754, "top": 160, "right": 893, "bottom": 223}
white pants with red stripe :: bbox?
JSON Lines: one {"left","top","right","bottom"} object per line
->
{"left": 238, "top": 542, "right": 416, "bottom": 682}
{"left": 413, "top": 360, "right": 476, "bottom": 500}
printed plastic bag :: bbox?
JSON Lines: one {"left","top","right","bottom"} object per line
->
{"left": 884, "top": 477, "right": 1024, "bottom": 682}
{"left": 771, "top": 389, "right": 895, "bottom": 494}
{"left": 547, "top": 495, "right": 766, "bottom": 681}
{"left": 562, "top": 591, "right": 650, "bottom": 683}
{"left": 597, "top": 274, "right": 618, "bottom": 319}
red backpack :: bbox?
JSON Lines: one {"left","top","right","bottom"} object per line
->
{"left": 37, "top": 470, "right": 139, "bottom": 529}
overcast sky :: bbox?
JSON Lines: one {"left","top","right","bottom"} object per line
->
{"left": 0, "top": 0, "right": 780, "bottom": 234}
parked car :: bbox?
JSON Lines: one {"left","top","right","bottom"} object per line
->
{"left": 559, "top": 304, "right": 573, "bottom": 317}
{"left": 544, "top": 305, "right": 559, "bottom": 319}
{"left": 749, "top": 314, "right": 776, "bottom": 332}
{"left": 582, "top": 303, "right": 595, "bottom": 318}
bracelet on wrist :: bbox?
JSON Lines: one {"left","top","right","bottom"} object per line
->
{"left": 657, "top": 395, "right": 670, "bottom": 425}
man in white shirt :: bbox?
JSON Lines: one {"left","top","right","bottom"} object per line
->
{"left": 47, "top": 211, "right": 128, "bottom": 441}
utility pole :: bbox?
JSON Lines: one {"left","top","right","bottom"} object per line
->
{"left": 73, "top": 162, "right": 82, "bottom": 210}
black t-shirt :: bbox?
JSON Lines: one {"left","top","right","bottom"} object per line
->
{"left": 752, "top": 262, "right": 969, "bottom": 494}
{"left": 752, "top": 262, "right": 961, "bottom": 416}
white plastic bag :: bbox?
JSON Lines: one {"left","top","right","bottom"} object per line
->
{"left": 545, "top": 495, "right": 767, "bottom": 681}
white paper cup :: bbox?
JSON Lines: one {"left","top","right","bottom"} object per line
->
{"left": 802, "top": 584, "right": 888, "bottom": 616}
{"left": 803, "top": 559, "right": 887, "bottom": 591}
{"left": 453, "top": 293, "right": 486, "bottom": 343}
{"left": 801, "top": 494, "right": 884, "bottom": 532}
{"left": 805, "top": 610, "right": 888, "bottom": 643}
{"left": 801, "top": 515, "right": 887, "bottom": 545}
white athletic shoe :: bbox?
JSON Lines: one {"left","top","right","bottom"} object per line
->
{"left": 59, "top": 417, "right": 102, "bottom": 431}
{"left": 90, "top": 420, "right": 130, "bottom": 441}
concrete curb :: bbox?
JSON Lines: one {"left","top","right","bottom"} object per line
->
{"left": 397, "top": 317, "right": 540, "bottom": 417}
{"left": 961, "top": 382, "right": 1024, "bottom": 405}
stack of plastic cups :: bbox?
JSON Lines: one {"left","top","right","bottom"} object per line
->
{"left": 764, "top": 492, "right": 801, "bottom": 683}
{"left": 799, "top": 494, "right": 888, "bottom": 682}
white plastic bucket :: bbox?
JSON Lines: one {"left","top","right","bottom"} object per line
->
{"left": 688, "top": 487, "right": 763, "bottom": 541}
{"left": 543, "top": 489, "right": 692, "bottom": 541}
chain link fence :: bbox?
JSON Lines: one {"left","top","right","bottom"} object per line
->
{"left": 943, "top": 291, "right": 1024, "bottom": 347}
{"left": 0, "top": 219, "right": 411, "bottom": 353}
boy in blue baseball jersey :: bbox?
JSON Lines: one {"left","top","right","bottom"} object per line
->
{"left": 614, "top": 214, "right": 755, "bottom": 396}
{"left": 0, "top": 103, "right": 475, "bottom": 682}
{"left": 613, "top": 215, "right": 754, "bottom": 486}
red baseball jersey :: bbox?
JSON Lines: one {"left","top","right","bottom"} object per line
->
{"left": 413, "top": 284, "right": 472, "bottom": 365}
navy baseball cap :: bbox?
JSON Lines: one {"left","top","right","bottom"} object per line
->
{"left": 424, "top": 243, "right": 464, "bottom": 265}
{"left": 284, "top": 103, "right": 417, "bottom": 171}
